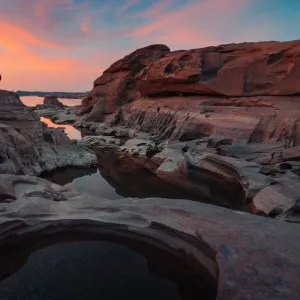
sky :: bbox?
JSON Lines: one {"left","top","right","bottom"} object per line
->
{"left": 0, "top": 0, "right": 299, "bottom": 92}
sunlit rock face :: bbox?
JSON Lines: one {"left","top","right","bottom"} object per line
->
{"left": 77, "top": 44, "right": 170, "bottom": 121}
{"left": 136, "top": 40, "right": 300, "bottom": 97}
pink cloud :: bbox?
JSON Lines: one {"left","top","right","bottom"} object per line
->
{"left": 80, "top": 18, "right": 90, "bottom": 33}
{"left": 128, "top": 0, "right": 252, "bottom": 49}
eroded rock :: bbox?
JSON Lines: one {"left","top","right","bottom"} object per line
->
{"left": 0, "top": 90, "right": 97, "bottom": 175}
{"left": 0, "top": 175, "right": 299, "bottom": 300}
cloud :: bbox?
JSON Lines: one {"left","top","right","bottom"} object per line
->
{"left": 127, "top": 0, "right": 268, "bottom": 49}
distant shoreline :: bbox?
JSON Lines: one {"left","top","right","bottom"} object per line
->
{"left": 17, "top": 92, "right": 87, "bottom": 99}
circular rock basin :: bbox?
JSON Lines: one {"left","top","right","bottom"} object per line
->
{"left": 0, "top": 239, "right": 218, "bottom": 300}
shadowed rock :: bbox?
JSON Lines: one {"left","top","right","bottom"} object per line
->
{"left": 0, "top": 90, "right": 96, "bottom": 175}
{"left": 0, "top": 174, "right": 299, "bottom": 299}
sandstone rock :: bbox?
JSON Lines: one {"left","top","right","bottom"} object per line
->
{"left": 136, "top": 40, "right": 300, "bottom": 97}
{"left": 0, "top": 175, "right": 299, "bottom": 300}
{"left": 77, "top": 44, "right": 170, "bottom": 121}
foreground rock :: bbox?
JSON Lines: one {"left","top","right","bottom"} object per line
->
{"left": 0, "top": 90, "right": 96, "bottom": 175}
{"left": 0, "top": 174, "right": 299, "bottom": 300}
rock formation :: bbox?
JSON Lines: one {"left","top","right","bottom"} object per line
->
{"left": 0, "top": 90, "right": 96, "bottom": 175}
{"left": 77, "top": 44, "right": 170, "bottom": 121}
{"left": 0, "top": 174, "right": 299, "bottom": 300}
{"left": 43, "top": 95, "right": 64, "bottom": 107}
{"left": 75, "top": 40, "right": 300, "bottom": 218}
{"left": 136, "top": 40, "right": 300, "bottom": 97}
{"left": 1, "top": 39, "right": 300, "bottom": 299}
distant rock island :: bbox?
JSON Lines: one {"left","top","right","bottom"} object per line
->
{"left": 16, "top": 90, "right": 88, "bottom": 99}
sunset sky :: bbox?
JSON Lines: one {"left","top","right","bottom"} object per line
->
{"left": 0, "top": 0, "right": 299, "bottom": 92}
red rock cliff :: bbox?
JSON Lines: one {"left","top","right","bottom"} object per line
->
{"left": 136, "top": 40, "right": 300, "bottom": 97}
{"left": 79, "top": 40, "right": 300, "bottom": 121}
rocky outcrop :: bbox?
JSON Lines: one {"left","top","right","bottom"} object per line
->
{"left": 78, "top": 40, "right": 300, "bottom": 123}
{"left": 0, "top": 174, "right": 300, "bottom": 300}
{"left": 43, "top": 95, "right": 64, "bottom": 107}
{"left": 136, "top": 40, "right": 300, "bottom": 97}
{"left": 0, "top": 90, "right": 96, "bottom": 175}
{"left": 77, "top": 44, "right": 170, "bottom": 121}
{"left": 73, "top": 40, "right": 300, "bottom": 218}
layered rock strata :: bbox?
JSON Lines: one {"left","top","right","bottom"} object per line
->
{"left": 0, "top": 90, "right": 96, "bottom": 175}
{"left": 75, "top": 40, "right": 300, "bottom": 218}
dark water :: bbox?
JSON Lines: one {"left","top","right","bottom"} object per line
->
{"left": 42, "top": 152, "right": 202, "bottom": 201}
{"left": 0, "top": 241, "right": 183, "bottom": 300}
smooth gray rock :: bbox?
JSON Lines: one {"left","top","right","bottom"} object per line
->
{"left": 0, "top": 174, "right": 299, "bottom": 300}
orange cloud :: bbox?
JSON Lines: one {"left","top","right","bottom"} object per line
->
{"left": 0, "top": 20, "right": 104, "bottom": 91}
{"left": 0, "top": 23, "right": 73, "bottom": 50}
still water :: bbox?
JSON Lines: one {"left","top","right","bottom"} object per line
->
{"left": 0, "top": 241, "right": 183, "bottom": 300}
{"left": 20, "top": 96, "right": 81, "bottom": 107}
{"left": 40, "top": 117, "right": 82, "bottom": 140}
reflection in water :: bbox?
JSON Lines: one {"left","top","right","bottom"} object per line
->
{"left": 40, "top": 117, "right": 82, "bottom": 140}
{"left": 42, "top": 167, "right": 123, "bottom": 200}
{"left": 20, "top": 96, "right": 81, "bottom": 107}
{"left": 95, "top": 149, "right": 201, "bottom": 200}
{"left": 43, "top": 150, "right": 201, "bottom": 201}
{"left": 0, "top": 241, "right": 184, "bottom": 300}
